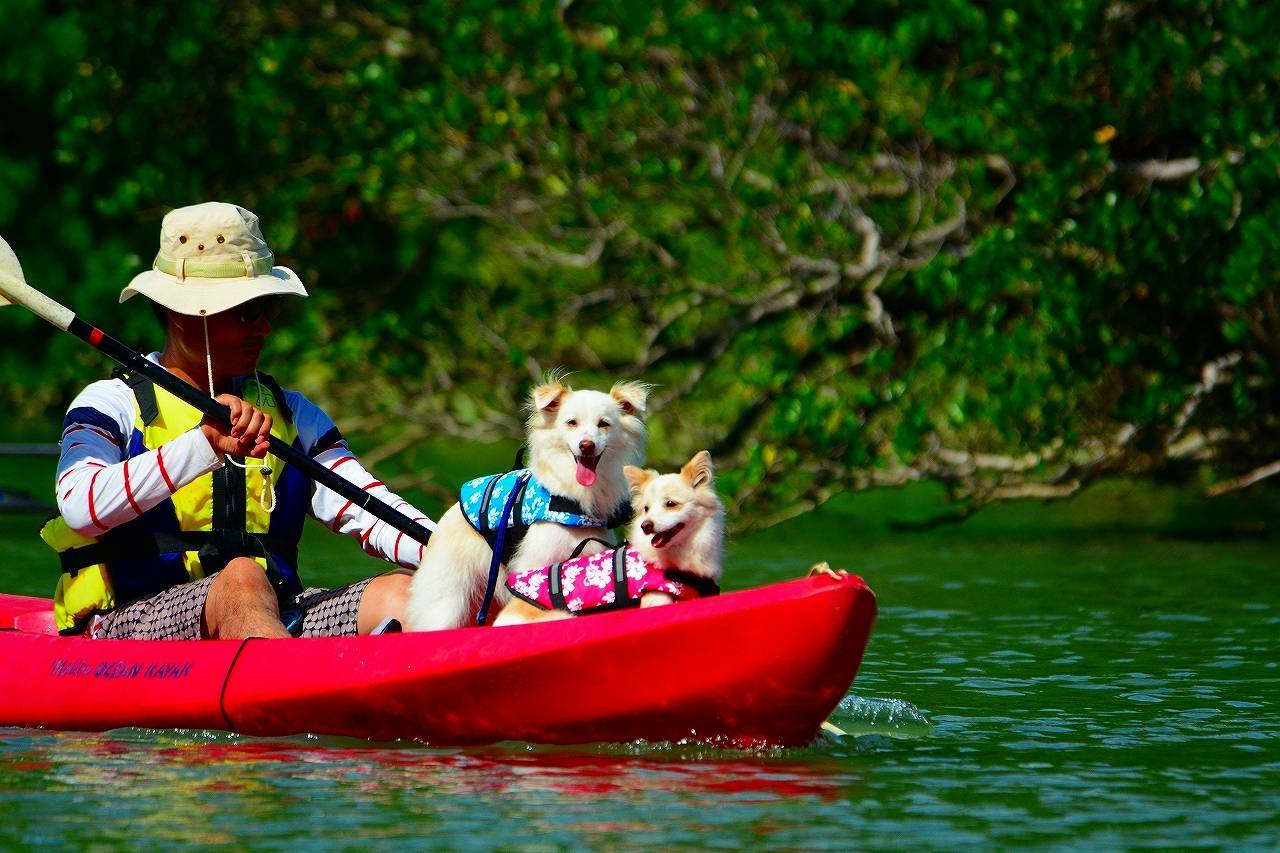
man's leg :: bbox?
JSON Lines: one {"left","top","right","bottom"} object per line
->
{"left": 292, "top": 569, "right": 413, "bottom": 638}
{"left": 201, "top": 557, "right": 290, "bottom": 639}
{"left": 356, "top": 569, "right": 412, "bottom": 635}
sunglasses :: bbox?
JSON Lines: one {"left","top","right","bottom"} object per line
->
{"left": 236, "top": 297, "right": 283, "bottom": 326}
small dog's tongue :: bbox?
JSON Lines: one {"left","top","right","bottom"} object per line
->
{"left": 575, "top": 460, "right": 597, "bottom": 486}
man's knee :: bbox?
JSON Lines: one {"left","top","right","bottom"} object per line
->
{"left": 212, "top": 558, "right": 273, "bottom": 594}
{"left": 357, "top": 571, "right": 412, "bottom": 633}
{"left": 203, "top": 558, "right": 285, "bottom": 639}
{"left": 367, "top": 571, "right": 411, "bottom": 610}
{"left": 381, "top": 570, "right": 412, "bottom": 595}
{"left": 208, "top": 559, "right": 277, "bottom": 613}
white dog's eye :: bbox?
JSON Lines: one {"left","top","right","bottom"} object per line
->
{"left": 597, "top": 419, "right": 610, "bottom": 429}
{"left": 643, "top": 505, "right": 649, "bottom": 513}
{"left": 565, "top": 418, "right": 578, "bottom": 427}
{"left": 665, "top": 499, "right": 679, "bottom": 509}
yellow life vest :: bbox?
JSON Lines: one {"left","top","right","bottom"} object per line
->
{"left": 45, "top": 370, "right": 304, "bottom": 634}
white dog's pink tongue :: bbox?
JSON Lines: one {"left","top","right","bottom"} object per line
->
{"left": 575, "top": 460, "right": 597, "bottom": 487}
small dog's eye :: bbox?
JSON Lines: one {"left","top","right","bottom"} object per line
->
{"left": 643, "top": 505, "right": 649, "bottom": 513}
{"left": 665, "top": 499, "right": 679, "bottom": 509}
{"left": 597, "top": 420, "right": 609, "bottom": 429}
{"left": 565, "top": 418, "right": 577, "bottom": 427}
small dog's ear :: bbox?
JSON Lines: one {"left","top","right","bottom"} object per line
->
{"left": 610, "top": 381, "right": 649, "bottom": 418}
{"left": 624, "top": 465, "right": 655, "bottom": 496}
{"left": 531, "top": 382, "right": 568, "bottom": 413}
{"left": 681, "top": 450, "right": 714, "bottom": 490}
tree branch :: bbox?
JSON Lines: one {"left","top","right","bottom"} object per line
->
{"left": 1207, "top": 459, "right": 1280, "bottom": 497}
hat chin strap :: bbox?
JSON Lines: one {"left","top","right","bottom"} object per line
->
{"left": 202, "top": 315, "right": 275, "bottom": 513}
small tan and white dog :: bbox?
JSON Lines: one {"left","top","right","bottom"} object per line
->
{"left": 624, "top": 450, "right": 724, "bottom": 596}
{"left": 494, "top": 450, "right": 725, "bottom": 625}
{"left": 404, "top": 378, "right": 648, "bottom": 631}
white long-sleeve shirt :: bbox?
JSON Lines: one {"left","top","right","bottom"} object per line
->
{"left": 55, "top": 356, "right": 435, "bottom": 569}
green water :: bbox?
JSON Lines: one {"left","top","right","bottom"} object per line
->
{"left": 2, "top": 452, "right": 1278, "bottom": 848}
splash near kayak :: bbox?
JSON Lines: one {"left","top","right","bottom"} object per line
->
{"left": 0, "top": 573, "right": 875, "bottom": 746}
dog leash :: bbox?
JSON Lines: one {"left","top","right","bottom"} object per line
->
{"left": 476, "top": 472, "right": 530, "bottom": 626}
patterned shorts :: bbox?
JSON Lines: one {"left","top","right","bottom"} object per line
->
{"left": 95, "top": 572, "right": 374, "bottom": 640}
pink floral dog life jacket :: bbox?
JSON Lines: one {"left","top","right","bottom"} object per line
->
{"left": 505, "top": 544, "right": 720, "bottom": 615}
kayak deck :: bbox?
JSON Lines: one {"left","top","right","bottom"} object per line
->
{"left": 0, "top": 573, "right": 876, "bottom": 746}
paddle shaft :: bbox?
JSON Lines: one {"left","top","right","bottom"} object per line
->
{"left": 0, "top": 254, "right": 435, "bottom": 547}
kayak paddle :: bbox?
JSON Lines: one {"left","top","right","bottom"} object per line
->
{"left": 0, "top": 234, "right": 434, "bottom": 548}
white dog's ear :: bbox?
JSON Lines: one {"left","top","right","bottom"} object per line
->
{"left": 681, "top": 450, "right": 714, "bottom": 490}
{"left": 624, "top": 465, "right": 656, "bottom": 496}
{"left": 531, "top": 382, "right": 568, "bottom": 414}
{"left": 610, "top": 381, "right": 649, "bottom": 418}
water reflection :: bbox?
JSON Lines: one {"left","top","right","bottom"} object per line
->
{"left": 0, "top": 727, "right": 877, "bottom": 847}
{"left": 0, "top": 728, "right": 867, "bottom": 796}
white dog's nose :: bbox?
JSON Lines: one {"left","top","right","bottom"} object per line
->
{"left": 579, "top": 439, "right": 597, "bottom": 456}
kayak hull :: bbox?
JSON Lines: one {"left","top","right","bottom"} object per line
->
{"left": 0, "top": 574, "right": 875, "bottom": 746}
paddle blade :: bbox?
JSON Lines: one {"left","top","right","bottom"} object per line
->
{"left": 0, "top": 235, "right": 75, "bottom": 329}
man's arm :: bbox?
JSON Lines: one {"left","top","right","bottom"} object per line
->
{"left": 291, "top": 391, "right": 436, "bottom": 568}
{"left": 55, "top": 380, "right": 223, "bottom": 536}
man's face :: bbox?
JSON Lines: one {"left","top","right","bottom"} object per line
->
{"left": 168, "top": 297, "right": 279, "bottom": 377}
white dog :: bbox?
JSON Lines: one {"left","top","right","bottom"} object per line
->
{"left": 495, "top": 450, "right": 725, "bottom": 625}
{"left": 405, "top": 378, "right": 648, "bottom": 631}
{"left": 624, "top": 450, "right": 725, "bottom": 592}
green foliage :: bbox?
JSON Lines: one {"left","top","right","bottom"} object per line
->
{"left": 1, "top": 0, "right": 1276, "bottom": 521}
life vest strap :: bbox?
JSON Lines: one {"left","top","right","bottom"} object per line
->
{"left": 548, "top": 561, "right": 568, "bottom": 610}
{"left": 612, "top": 545, "right": 632, "bottom": 605}
{"left": 547, "top": 494, "right": 633, "bottom": 531}
{"left": 663, "top": 569, "right": 721, "bottom": 598}
{"left": 475, "top": 472, "right": 531, "bottom": 626}
{"left": 57, "top": 529, "right": 298, "bottom": 575}
{"left": 113, "top": 366, "right": 159, "bottom": 425}
{"left": 475, "top": 472, "right": 535, "bottom": 566}
{"left": 565, "top": 536, "right": 616, "bottom": 561}
{"left": 476, "top": 472, "right": 501, "bottom": 540}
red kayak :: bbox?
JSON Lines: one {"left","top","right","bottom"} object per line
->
{"left": 0, "top": 573, "right": 875, "bottom": 746}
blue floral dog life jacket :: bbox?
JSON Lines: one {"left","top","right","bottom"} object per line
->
{"left": 459, "top": 469, "right": 631, "bottom": 564}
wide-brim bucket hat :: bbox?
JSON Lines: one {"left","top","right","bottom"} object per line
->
{"left": 120, "top": 202, "right": 307, "bottom": 316}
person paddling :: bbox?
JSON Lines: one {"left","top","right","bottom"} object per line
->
{"left": 43, "top": 202, "right": 434, "bottom": 640}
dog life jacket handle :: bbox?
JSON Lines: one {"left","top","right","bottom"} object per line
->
{"left": 476, "top": 472, "right": 530, "bottom": 626}
{"left": 566, "top": 536, "right": 618, "bottom": 560}
{"left": 549, "top": 539, "right": 631, "bottom": 611}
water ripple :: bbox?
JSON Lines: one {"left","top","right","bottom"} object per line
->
{"left": 825, "top": 695, "right": 933, "bottom": 741}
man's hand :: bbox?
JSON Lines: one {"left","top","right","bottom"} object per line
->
{"left": 200, "top": 394, "right": 273, "bottom": 459}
